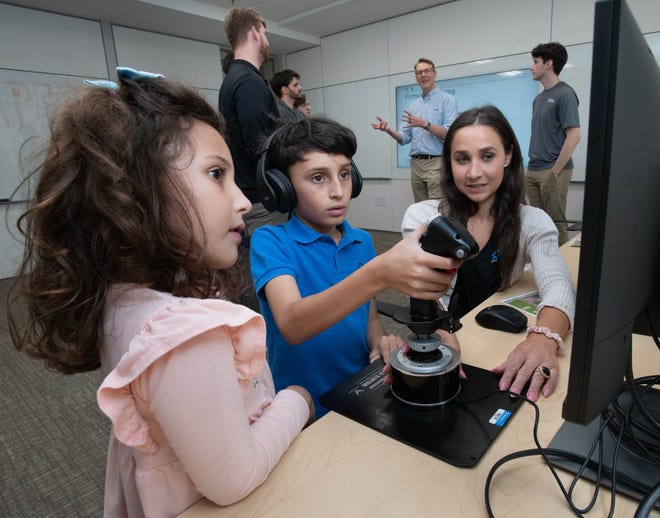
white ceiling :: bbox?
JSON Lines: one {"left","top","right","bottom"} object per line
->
{"left": 6, "top": 0, "right": 458, "bottom": 54}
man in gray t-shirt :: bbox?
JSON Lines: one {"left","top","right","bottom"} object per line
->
{"left": 526, "top": 42, "right": 580, "bottom": 246}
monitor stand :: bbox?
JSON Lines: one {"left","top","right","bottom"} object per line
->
{"left": 548, "top": 387, "right": 660, "bottom": 505}
{"left": 318, "top": 359, "right": 524, "bottom": 468}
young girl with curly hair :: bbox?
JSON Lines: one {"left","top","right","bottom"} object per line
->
{"left": 9, "top": 69, "right": 313, "bottom": 516}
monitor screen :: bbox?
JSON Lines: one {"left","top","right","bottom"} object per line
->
{"left": 562, "top": 0, "right": 660, "bottom": 425}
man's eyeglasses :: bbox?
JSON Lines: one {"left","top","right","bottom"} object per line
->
{"left": 415, "top": 68, "right": 435, "bottom": 76}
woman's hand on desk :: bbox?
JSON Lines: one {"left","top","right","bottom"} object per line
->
{"left": 493, "top": 307, "right": 569, "bottom": 401}
{"left": 491, "top": 335, "right": 559, "bottom": 402}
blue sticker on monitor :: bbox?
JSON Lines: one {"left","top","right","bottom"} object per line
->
{"left": 489, "top": 408, "right": 512, "bottom": 427}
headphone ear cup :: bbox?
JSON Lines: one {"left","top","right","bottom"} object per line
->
{"left": 263, "top": 168, "right": 297, "bottom": 214}
{"left": 350, "top": 159, "right": 363, "bottom": 199}
{"left": 256, "top": 152, "right": 278, "bottom": 212}
{"left": 256, "top": 128, "right": 296, "bottom": 214}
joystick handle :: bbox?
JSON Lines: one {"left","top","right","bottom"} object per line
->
{"left": 398, "top": 216, "right": 479, "bottom": 336}
{"left": 420, "top": 216, "right": 479, "bottom": 261}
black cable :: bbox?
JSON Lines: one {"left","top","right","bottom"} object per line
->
{"left": 607, "top": 376, "right": 660, "bottom": 463}
{"left": 482, "top": 387, "right": 660, "bottom": 518}
{"left": 634, "top": 481, "right": 660, "bottom": 518}
{"left": 483, "top": 307, "right": 659, "bottom": 517}
{"left": 625, "top": 355, "right": 660, "bottom": 435}
{"left": 482, "top": 392, "right": 618, "bottom": 518}
{"left": 624, "top": 307, "right": 660, "bottom": 435}
{"left": 565, "top": 414, "right": 610, "bottom": 514}
{"left": 629, "top": 310, "right": 660, "bottom": 517}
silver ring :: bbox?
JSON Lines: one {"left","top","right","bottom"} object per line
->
{"left": 537, "top": 365, "right": 551, "bottom": 380}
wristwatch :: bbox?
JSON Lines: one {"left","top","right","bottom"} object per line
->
{"left": 424, "top": 121, "right": 431, "bottom": 130}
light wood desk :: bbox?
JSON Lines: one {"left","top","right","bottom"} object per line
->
{"left": 181, "top": 242, "right": 659, "bottom": 517}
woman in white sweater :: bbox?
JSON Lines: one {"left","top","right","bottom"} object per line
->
{"left": 401, "top": 105, "right": 575, "bottom": 402}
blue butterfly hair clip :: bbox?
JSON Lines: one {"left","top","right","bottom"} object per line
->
{"left": 83, "top": 78, "right": 119, "bottom": 90}
{"left": 83, "top": 67, "right": 164, "bottom": 90}
{"left": 117, "top": 67, "right": 164, "bottom": 83}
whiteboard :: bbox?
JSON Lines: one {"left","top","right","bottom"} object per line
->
{"left": 394, "top": 69, "right": 537, "bottom": 169}
{"left": 324, "top": 76, "right": 392, "bottom": 179}
{"left": 0, "top": 69, "right": 83, "bottom": 201}
{"left": 0, "top": 71, "right": 224, "bottom": 202}
{"left": 113, "top": 26, "right": 222, "bottom": 90}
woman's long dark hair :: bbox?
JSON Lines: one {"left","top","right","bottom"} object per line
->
{"left": 440, "top": 105, "right": 525, "bottom": 288}
{"left": 8, "top": 77, "right": 245, "bottom": 374}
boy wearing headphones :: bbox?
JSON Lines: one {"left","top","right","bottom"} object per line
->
{"left": 250, "top": 116, "right": 457, "bottom": 416}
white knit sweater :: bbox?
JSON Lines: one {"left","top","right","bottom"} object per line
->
{"left": 401, "top": 200, "right": 576, "bottom": 327}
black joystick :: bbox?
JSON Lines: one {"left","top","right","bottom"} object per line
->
{"left": 389, "top": 216, "right": 479, "bottom": 407}
{"left": 392, "top": 216, "right": 479, "bottom": 337}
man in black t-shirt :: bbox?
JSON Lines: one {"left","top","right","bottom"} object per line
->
{"left": 219, "top": 7, "right": 287, "bottom": 234}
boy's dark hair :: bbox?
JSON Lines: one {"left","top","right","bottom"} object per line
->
{"left": 270, "top": 69, "right": 300, "bottom": 99}
{"left": 224, "top": 7, "right": 265, "bottom": 49}
{"left": 266, "top": 116, "right": 357, "bottom": 174}
{"left": 531, "top": 42, "right": 568, "bottom": 75}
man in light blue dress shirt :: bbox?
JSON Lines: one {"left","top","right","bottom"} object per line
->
{"left": 372, "top": 58, "right": 458, "bottom": 202}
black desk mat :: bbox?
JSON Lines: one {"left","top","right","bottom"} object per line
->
{"left": 319, "top": 360, "right": 524, "bottom": 468}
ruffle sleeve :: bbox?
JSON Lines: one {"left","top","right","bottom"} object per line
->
{"left": 97, "top": 297, "right": 266, "bottom": 453}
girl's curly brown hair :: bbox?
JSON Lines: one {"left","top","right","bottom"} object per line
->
{"left": 9, "top": 76, "right": 247, "bottom": 374}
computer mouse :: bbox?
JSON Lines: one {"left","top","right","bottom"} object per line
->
{"left": 475, "top": 305, "right": 528, "bottom": 333}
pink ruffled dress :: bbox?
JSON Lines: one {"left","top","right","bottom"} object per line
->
{"left": 97, "top": 286, "right": 309, "bottom": 517}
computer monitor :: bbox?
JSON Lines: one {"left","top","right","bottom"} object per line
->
{"left": 562, "top": 0, "right": 660, "bottom": 425}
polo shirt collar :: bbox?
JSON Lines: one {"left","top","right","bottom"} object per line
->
{"left": 286, "top": 214, "right": 363, "bottom": 245}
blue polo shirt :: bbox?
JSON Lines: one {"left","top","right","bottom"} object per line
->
{"left": 250, "top": 215, "right": 375, "bottom": 416}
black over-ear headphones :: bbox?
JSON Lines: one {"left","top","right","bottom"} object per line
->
{"left": 256, "top": 128, "right": 363, "bottom": 214}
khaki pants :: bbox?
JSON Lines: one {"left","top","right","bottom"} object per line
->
{"left": 411, "top": 157, "right": 444, "bottom": 202}
{"left": 525, "top": 167, "right": 573, "bottom": 246}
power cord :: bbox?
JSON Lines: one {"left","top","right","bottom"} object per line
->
{"left": 607, "top": 375, "right": 660, "bottom": 464}
{"left": 484, "top": 305, "right": 659, "bottom": 517}
{"left": 634, "top": 482, "right": 660, "bottom": 518}
{"left": 482, "top": 380, "right": 659, "bottom": 518}
{"left": 483, "top": 392, "right": 619, "bottom": 517}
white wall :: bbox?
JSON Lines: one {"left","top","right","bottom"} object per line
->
{"left": 0, "top": 3, "right": 108, "bottom": 278}
{"left": 2, "top": 0, "right": 660, "bottom": 277}
{"left": 0, "top": 3, "right": 224, "bottom": 278}
{"left": 112, "top": 26, "right": 222, "bottom": 90}
{"left": 285, "top": 0, "right": 660, "bottom": 231}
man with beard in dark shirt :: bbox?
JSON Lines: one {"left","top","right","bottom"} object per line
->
{"left": 219, "top": 8, "right": 287, "bottom": 234}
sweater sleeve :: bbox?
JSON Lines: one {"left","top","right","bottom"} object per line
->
{"left": 401, "top": 199, "right": 440, "bottom": 236}
{"left": 138, "top": 328, "right": 309, "bottom": 506}
{"left": 521, "top": 206, "right": 576, "bottom": 328}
